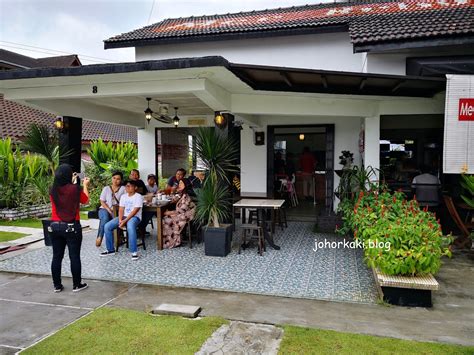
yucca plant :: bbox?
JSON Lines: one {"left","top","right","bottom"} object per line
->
{"left": 194, "top": 128, "right": 239, "bottom": 228}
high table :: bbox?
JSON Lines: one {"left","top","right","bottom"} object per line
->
{"left": 233, "top": 198, "right": 285, "bottom": 250}
{"left": 113, "top": 200, "right": 170, "bottom": 251}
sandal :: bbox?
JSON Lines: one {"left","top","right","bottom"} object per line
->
{"left": 95, "top": 237, "right": 103, "bottom": 247}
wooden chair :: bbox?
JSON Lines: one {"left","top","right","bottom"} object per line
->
{"left": 180, "top": 221, "right": 193, "bottom": 249}
{"left": 116, "top": 227, "right": 146, "bottom": 252}
{"left": 443, "top": 195, "right": 473, "bottom": 240}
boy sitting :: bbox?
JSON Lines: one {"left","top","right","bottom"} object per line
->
{"left": 101, "top": 180, "right": 144, "bottom": 260}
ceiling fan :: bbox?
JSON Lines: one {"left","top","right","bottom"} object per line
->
{"left": 144, "top": 98, "right": 180, "bottom": 126}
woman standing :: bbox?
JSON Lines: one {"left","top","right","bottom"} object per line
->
{"left": 49, "top": 164, "right": 90, "bottom": 293}
{"left": 162, "top": 180, "right": 195, "bottom": 248}
{"left": 96, "top": 171, "right": 125, "bottom": 247}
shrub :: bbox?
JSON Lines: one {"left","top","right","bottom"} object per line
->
{"left": 87, "top": 139, "right": 137, "bottom": 169}
{"left": 338, "top": 189, "right": 452, "bottom": 276}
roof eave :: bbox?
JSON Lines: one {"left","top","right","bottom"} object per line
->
{"left": 353, "top": 35, "right": 474, "bottom": 53}
{"left": 104, "top": 24, "right": 348, "bottom": 50}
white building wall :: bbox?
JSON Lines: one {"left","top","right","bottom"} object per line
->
{"left": 136, "top": 32, "right": 365, "bottom": 72}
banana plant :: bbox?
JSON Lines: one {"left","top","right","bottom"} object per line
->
{"left": 0, "top": 138, "right": 30, "bottom": 207}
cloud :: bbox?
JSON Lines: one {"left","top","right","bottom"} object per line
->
{"left": 1, "top": 0, "right": 333, "bottom": 64}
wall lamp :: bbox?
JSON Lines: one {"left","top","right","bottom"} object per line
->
{"left": 54, "top": 116, "right": 67, "bottom": 131}
{"left": 214, "top": 111, "right": 227, "bottom": 129}
{"left": 299, "top": 134, "right": 305, "bottom": 141}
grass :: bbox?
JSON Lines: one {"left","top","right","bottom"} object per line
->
{"left": 0, "top": 231, "right": 29, "bottom": 242}
{"left": 0, "top": 218, "right": 43, "bottom": 228}
{"left": 278, "top": 325, "right": 474, "bottom": 355}
{"left": 23, "top": 307, "right": 227, "bottom": 354}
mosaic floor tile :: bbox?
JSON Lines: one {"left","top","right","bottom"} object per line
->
{"left": 0, "top": 222, "right": 377, "bottom": 304}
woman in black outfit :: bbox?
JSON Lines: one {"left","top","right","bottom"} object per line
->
{"left": 49, "top": 164, "right": 90, "bottom": 293}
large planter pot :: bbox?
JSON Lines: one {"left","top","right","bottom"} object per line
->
{"left": 204, "top": 224, "right": 232, "bottom": 257}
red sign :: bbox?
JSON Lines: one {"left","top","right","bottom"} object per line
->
{"left": 459, "top": 98, "right": 474, "bottom": 121}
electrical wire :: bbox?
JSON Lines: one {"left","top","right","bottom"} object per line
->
{"left": 0, "top": 41, "right": 120, "bottom": 63}
{"left": 147, "top": 0, "right": 156, "bottom": 25}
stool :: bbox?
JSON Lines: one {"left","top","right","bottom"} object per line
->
{"left": 239, "top": 223, "right": 265, "bottom": 256}
{"left": 275, "top": 208, "right": 288, "bottom": 230}
{"left": 116, "top": 227, "right": 146, "bottom": 252}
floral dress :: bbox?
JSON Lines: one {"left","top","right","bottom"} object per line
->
{"left": 162, "top": 194, "right": 195, "bottom": 248}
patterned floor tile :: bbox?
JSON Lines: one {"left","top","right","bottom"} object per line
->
{"left": 0, "top": 222, "right": 377, "bottom": 304}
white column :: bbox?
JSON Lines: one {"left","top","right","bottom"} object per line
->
{"left": 137, "top": 127, "right": 156, "bottom": 179}
{"left": 364, "top": 115, "right": 380, "bottom": 181}
{"left": 240, "top": 125, "right": 267, "bottom": 194}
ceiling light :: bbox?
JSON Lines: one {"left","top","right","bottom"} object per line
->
{"left": 173, "top": 107, "right": 180, "bottom": 128}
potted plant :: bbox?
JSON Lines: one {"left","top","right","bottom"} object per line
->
{"left": 194, "top": 127, "right": 238, "bottom": 256}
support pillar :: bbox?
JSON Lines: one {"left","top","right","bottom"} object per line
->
{"left": 363, "top": 115, "right": 380, "bottom": 181}
{"left": 59, "top": 116, "right": 82, "bottom": 172}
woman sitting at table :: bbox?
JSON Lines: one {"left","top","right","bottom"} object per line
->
{"left": 96, "top": 171, "right": 125, "bottom": 247}
{"left": 162, "top": 180, "right": 195, "bottom": 248}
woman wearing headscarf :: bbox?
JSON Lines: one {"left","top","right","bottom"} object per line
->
{"left": 162, "top": 180, "right": 195, "bottom": 248}
{"left": 49, "top": 164, "right": 90, "bottom": 293}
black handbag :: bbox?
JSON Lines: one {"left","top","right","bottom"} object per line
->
{"left": 48, "top": 221, "right": 82, "bottom": 234}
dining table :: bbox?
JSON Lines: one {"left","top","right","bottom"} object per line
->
{"left": 232, "top": 198, "right": 285, "bottom": 250}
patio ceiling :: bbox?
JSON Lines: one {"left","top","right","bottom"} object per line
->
{"left": 228, "top": 63, "right": 447, "bottom": 98}
{"left": 81, "top": 94, "right": 214, "bottom": 116}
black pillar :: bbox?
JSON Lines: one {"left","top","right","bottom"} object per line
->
{"left": 59, "top": 116, "right": 82, "bottom": 172}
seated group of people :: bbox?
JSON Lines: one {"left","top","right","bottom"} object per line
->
{"left": 96, "top": 168, "right": 199, "bottom": 260}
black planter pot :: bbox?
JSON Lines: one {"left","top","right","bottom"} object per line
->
{"left": 41, "top": 219, "right": 52, "bottom": 247}
{"left": 204, "top": 224, "right": 232, "bottom": 257}
{"left": 382, "top": 286, "right": 433, "bottom": 307}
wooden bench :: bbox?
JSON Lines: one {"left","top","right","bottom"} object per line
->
{"left": 373, "top": 268, "right": 438, "bottom": 307}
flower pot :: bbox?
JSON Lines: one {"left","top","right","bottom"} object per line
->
{"left": 204, "top": 224, "right": 232, "bottom": 257}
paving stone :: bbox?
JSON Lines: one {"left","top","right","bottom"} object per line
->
{"left": 197, "top": 321, "right": 283, "bottom": 355}
{"left": 152, "top": 303, "right": 201, "bottom": 318}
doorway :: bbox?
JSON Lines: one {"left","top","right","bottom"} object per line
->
{"left": 267, "top": 125, "right": 334, "bottom": 220}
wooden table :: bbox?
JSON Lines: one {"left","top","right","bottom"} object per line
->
{"left": 113, "top": 200, "right": 170, "bottom": 250}
{"left": 233, "top": 198, "right": 285, "bottom": 249}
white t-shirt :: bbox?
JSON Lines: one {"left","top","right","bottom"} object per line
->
{"left": 99, "top": 186, "right": 126, "bottom": 209}
{"left": 119, "top": 193, "right": 144, "bottom": 221}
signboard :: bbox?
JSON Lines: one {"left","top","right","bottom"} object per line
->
{"left": 458, "top": 98, "right": 474, "bottom": 121}
{"left": 443, "top": 75, "right": 474, "bottom": 174}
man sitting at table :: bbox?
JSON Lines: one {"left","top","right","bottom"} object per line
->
{"left": 166, "top": 168, "right": 192, "bottom": 194}
{"left": 411, "top": 165, "right": 441, "bottom": 207}
{"left": 129, "top": 169, "right": 147, "bottom": 195}
{"left": 101, "top": 180, "right": 144, "bottom": 260}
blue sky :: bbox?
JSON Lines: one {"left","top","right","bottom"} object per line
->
{"left": 0, "top": 0, "right": 333, "bottom": 64}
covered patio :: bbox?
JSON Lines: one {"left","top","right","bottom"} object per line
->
{"left": 0, "top": 222, "right": 378, "bottom": 304}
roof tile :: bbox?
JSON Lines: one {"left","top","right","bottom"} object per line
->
{"left": 104, "top": 0, "right": 474, "bottom": 47}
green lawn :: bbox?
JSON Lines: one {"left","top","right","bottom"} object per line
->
{"left": 0, "top": 231, "right": 29, "bottom": 242}
{"left": 0, "top": 218, "right": 43, "bottom": 228}
{"left": 278, "top": 325, "right": 474, "bottom": 355}
{"left": 23, "top": 307, "right": 227, "bottom": 354}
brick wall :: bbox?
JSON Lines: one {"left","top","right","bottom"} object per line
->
{"left": 0, "top": 204, "right": 51, "bottom": 221}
